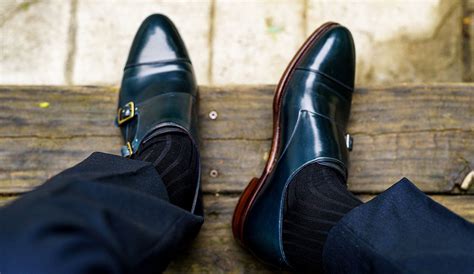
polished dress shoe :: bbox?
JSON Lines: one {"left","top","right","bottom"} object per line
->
{"left": 116, "top": 14, "right": 202, "bottom": 215}
{"left": 232, "top": 22, "right": 355, "bottom": 268}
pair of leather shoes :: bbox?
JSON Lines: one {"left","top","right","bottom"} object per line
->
{"left": 116, "top": 14, "right": 355, "bottom": 269}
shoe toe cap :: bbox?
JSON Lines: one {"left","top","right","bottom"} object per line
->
{"left": 126, "top": 14, "right": 190, "bottom": 67}
{"left": 297, "top": 25, "right": 356, "bottom": 89}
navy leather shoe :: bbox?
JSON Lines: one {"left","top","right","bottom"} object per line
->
{"left": 232, "top": 23, "right": 355, "bottom": 269}
{"left": 116, "top": 14, "right": 202, "bottom": 215}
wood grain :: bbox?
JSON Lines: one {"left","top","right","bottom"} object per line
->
{"left": 0, "top": 84, "right": 472, "bottom": 194}
{"left": 1, "top": 84, "right": 473, "bottom": 272}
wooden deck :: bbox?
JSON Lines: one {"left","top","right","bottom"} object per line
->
{"left": 0, "top": 84, "right": 473, "bottom": 272}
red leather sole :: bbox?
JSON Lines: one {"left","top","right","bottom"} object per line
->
{"left": 232, "top": 22, "right": 340, "bottom": 245}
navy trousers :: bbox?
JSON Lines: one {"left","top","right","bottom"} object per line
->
{"left": 1, "top": 153, "right": 473, "bottom": 273}
{"left": 0, "top": 153, "right": 203, "bottom": 274}
{"left": 323, "top": 178, "right": 474, "bottom": 273}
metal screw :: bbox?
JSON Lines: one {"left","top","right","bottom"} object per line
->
{"left": 209, "top": 110, "right": 218, "bottom": 120}
{"left": 210, "top": 169, "right": 219, "bottom": 178}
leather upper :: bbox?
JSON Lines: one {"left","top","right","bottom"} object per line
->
{"left": 125, "top": 15, "right": 190, "bottom": 67}
{"left": 243, "top": 25, "right": 356, "bottom": 268}
{"left": 117, "top": 14, "right": 198, "bottom": 152}
{"left": 116, "top": 14, "right": 201, "bottom": 215}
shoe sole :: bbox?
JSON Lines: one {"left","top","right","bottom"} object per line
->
{"left": 232, "top": 22, "right": 340, "bottom": 244}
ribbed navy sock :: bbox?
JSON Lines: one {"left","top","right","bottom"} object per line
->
{"left": 133, "top": 130, "right": 198, "bottom": 212}
{"left": 283, "top": 163, "right": 362, "bottom": 273}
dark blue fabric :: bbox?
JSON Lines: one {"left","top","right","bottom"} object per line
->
{"left": 2, "top": 155, "right": 473, "bottom": 274}
{"left": 323, "top": 178, "right": 474, "bottom": 274}
{"left": 0, "top": 152, "right": 203, "bottom": 274}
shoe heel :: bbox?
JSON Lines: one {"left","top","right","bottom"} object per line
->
{"left": 232, "top": 177, "right": 261, "bottom": 244}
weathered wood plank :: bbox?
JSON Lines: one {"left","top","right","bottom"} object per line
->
{"left": 0, "top": 86, "right": 118, "bottom": 138}
{"left": 1, "top": 194, "right": 473, "bottom": 273}
{"left": 0, "top": 136, "right": 118, "bottom": 193}
{"left": 0, "top": 85, "right": 472, "bottom": 194}
{"left": 1, "top": 85, "right": 472, "bottom": 139}
{"left": 1, "top": 131, "right": 472, "bottom": 194}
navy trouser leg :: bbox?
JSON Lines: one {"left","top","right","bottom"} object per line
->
{"left": 0, "top": 152, "right": 203, "bottom": 274}
{"left": 323, "top": 178, "right": 474, "bottom": 274}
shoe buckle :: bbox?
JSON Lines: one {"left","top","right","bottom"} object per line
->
{"left": 117, "top": 101, "right": 135, "bottom": 126}
{"left": 121, "top": 142, "right": 133, "bottom": 157}
{"left": 345, "top": 134, "right": 353, "bottom": 151}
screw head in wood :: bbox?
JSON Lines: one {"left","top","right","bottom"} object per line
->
{"left": 209, "top": 110, "right": 218, "bottom": 120}
{"left": 210, "top": 169, "right": 219, "bottom": 178}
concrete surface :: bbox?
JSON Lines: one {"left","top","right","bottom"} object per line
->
{"left": 72, "top": 0, "right": 211, "bottom": 85}
{"left": 212, "top": 0, "right": 305, "bottom": 84}
{"left": 0, "top": 0, "right": 472, "bottom": 86}
{"left": 308, "top": 0, "right": 464, "bottom": 83}
{"left": 0, "top": 0, "right": 71, "bottom": 84}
